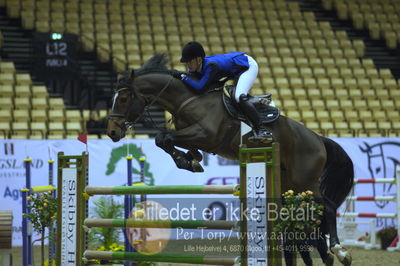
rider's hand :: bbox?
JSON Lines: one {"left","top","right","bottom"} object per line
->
{"left": 171, "top": 70, "right": 187, "bottom": 80}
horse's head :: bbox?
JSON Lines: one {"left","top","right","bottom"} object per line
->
{"left": 107, "top": 69, "right": 147, "bottom": 142}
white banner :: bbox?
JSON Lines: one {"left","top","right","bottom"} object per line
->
{"left": 332, "top": 138, "right": 399, "bottom": 225}
{"left": 60, "top": 168, "right": 78, "bottom": 265}
{"left": 332, "top": 138, "right": 400, "bottom": 237}
{"left": 246, "top": 162, "right": 267, "bottom": 266}
{"left": 1, "top": 137, "right": 399, "bottom": 245}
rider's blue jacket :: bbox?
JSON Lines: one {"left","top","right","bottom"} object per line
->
{"left": 182, "top": 52, "right": 249, "bottom": 91}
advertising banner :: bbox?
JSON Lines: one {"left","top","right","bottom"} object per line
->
{"left": 332, "top": 138, "right": 400, "bottom": 233}
{"left": 0, "top": 137, "right": 399, "bottom": 245}
{"left": 0, "top": 139, "right": 239, "bottom": 245}
{"left": 60, "top": 168, "right": 78, "bottom": 265}
{"left": 246, "top": 163, "right": 267, "bottom": 266}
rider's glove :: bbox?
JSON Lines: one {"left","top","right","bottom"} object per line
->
{"left": 171, "top": 70, "right": 187, "bottom": 80}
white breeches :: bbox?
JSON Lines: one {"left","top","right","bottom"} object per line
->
{"left": 234, "top": 55, "right": 259, "bottom": 102}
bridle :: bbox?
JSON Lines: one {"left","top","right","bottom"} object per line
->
{"left": 108, "top": 75, "right": 174, "bottom": 131}
{"left": 108, "top": 86, "right": 133, "bottom": 131}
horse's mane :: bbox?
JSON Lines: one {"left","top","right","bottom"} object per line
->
{"left": 120, "top": 53, "right": 219, "bottom": 91}
{"left": 135, "top": 54, "right": 171, "bottom": 76}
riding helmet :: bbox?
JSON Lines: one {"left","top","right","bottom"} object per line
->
{"left": 180, "top": 41, "right": 205, "bottom": 62}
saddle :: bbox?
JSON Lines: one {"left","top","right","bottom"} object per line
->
{"left": 221, "top": 86, "right": 280, "bottom": 124}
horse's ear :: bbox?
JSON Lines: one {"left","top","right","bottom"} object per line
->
{"left": 130, "top": 69, "right": 135, "bottom": 79}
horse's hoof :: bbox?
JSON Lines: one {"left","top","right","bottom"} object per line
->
{"left": 341, "top": 256, "right": 352, "bottom": 266}
{"left": 191, "top": 160, "right": 204, "bottom": 172}
{"left": 324, "top": 253, "right": 334, "bottom": 266}
{"left": 331, "top": 244, "right": 352, "bottom": 266}
{"left": 190, "top": 150, "right": 203, "bottom": 162}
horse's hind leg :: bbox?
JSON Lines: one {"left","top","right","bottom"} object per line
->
{"left": 315, "top": 235, "right": 334, "bottom": 266}
{"left": 298, "top": 245, "right": 313, "bottom": 266}
{"left": 283, "top": 246, "right": 296, "bottom": 266}
{"left": 322, "top": 183, "right": 352, "bottom": 266}
{"left": 325, "top": 204, "right": 351, "bottom": 266}
{"left": 283, "top": 246, "right": 313, "bottom": 266}
{"left": 319, "top": 138, "right": 354, "bottom": 266}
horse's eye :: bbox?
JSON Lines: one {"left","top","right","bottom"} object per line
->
{"left": 120, "top": 96, "right": 128, "bottom": 103}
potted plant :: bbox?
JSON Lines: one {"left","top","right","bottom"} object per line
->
{"left": 88, "top": 196, "right": 124, "bottom": 264}
{"left": 273, "top": 190, "right": 324, "bottom": 244}
{"left": 377, "top": 226, "right": 397, "bottom": 250}
{"left": 25, "top": 191, "right": 57, "bottom": 266}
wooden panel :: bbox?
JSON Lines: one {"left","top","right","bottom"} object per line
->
{"left": 0, "top": 211, "right": 12, "bottom": 249}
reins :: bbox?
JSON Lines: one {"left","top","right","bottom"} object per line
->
{"left": 136, "top": 75, "right": 174, "bottom": 129}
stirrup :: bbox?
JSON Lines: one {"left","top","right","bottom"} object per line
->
{"left": 248, "top": 129, "right": 273, "bottom": 144}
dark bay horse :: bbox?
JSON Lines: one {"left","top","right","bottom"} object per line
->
{"left": 107, "top": 54, "right": 354, "bottom": 265}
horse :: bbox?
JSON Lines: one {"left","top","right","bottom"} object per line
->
{"left": 107, "top": 54, "right": 354, "bottom": 266}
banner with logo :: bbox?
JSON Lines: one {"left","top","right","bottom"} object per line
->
{"left": 331, "top": 138, "right": 400, "bottom": 236}
{"left": 0, "top": 139, "right": 239, "bottom": 245}
{"left": 0, "top": 137, "right": 399, "bottom": 245}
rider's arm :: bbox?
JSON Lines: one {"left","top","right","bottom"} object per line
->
{"left": 182, "top": 63, "right": 217, "bottom": 91}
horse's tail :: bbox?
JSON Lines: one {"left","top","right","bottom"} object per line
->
{"left": 319, "top": 137, "right": 354, "bottom": 210}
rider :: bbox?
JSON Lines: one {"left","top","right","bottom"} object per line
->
{"left": 172, "top": 41, "right": 272, "bottom": 141}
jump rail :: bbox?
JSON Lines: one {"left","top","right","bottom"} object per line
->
{"left": 84, "top": 251, "right": 239, "bottom": 265}
{"left": 353, "top": 178, "right": 395, "bottom": 184}
{"left": 337, "top": 212, "right": 397, "bottom": 218}
{"left": 346, "top": 196, "right": 396, "bottom": 201}
{"left": 84, "top": 218, "right": 238, "bottom": 230}
{"left": 340, "top": 164, "right": 400, "bottom": 250}
{"left": 85, "top": 185, "right": 239, "bottom": 195}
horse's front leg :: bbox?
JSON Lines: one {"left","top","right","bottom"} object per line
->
{"left": 182, "top": 149, "right": 203, "bottom": 165}
{"left": 155, "top": 131, "right": 204, "bottom": 172}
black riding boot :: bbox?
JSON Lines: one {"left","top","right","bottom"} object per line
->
{"left": 239, "top": 94, "right": 273, "bottom": 142}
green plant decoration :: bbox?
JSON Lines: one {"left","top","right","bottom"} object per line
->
{"left": 273, "top": 190, "right": 324, "bottom": 244}
{"left": 88, "top": 196, "right": 124, "bottom": 264}
{"left": 377, "top": 226, "right": 398, "bottom": 249}
{"left": 24, "top": 191, "right": 57, "bottom": 266}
